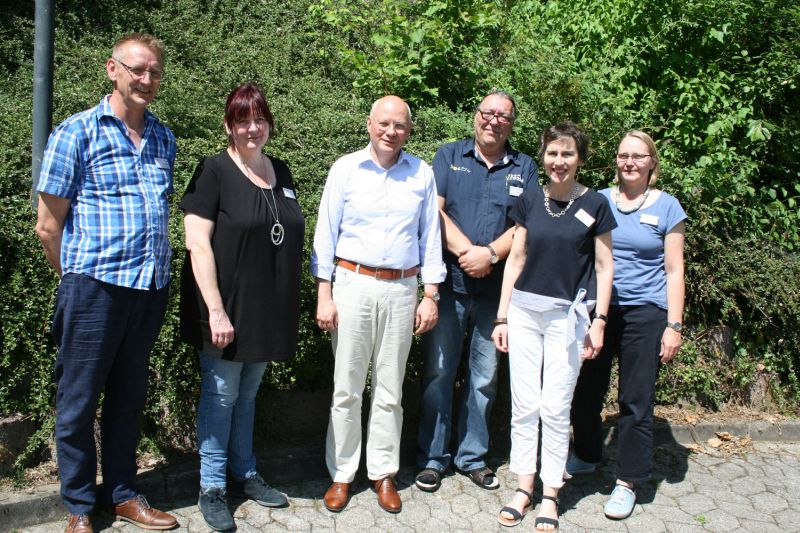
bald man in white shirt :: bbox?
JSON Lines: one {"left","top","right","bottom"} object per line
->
{"left": 311, "top": 95, "right": 446, "bottom": 514}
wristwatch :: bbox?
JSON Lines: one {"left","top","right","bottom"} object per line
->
{"left": 667, "top": 321, "right": 683, "bottom": 332}
{"left": 424, "top": 291, "right": 441, "bottom": 302}
{"left": 486, "top": 244, "right": 499, "bottom": 265}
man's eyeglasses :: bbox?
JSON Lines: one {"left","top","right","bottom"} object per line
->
{"left": 115, "top": 59, "right": 164, "bottom": 81}
{"left": 374, "top": 121, "right": 409, "bottom": 134}
{"left": 477, "top": 109, "right": 514, "bottom": 124}
{"left": 616, "top": 153, "right": 651, "bottom": 165}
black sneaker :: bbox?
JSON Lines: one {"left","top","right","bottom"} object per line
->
{"left": 229, "top": 473, "right": 289, "bottom": 508}
{"left": 415, "top": 467, "right": 443, "bottom": 492}
{"left": 198, "top": 487, "right": 235, "bottom": 531}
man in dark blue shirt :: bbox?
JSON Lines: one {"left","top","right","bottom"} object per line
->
{"left": 416, "top": 90, "right": 539, "bottom": 492}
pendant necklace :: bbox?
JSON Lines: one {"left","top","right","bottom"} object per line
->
{"left": 613, "top": 185, "right": 650, "bottom": 214}
{"left": 239, "top": 153, "right": 284, "bottom": 246}
{"left": 544, "top": 183, "right": 581, "bottom": 218}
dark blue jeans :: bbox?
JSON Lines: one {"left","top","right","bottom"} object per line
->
{"left": 570, "top": 304, "right": 666, "bottom": 484}
{"left": 417, "top": 287, "right": 499, "bottom": 472}
{"left": 52, "top": 274, "right": 168, "bottom": 514}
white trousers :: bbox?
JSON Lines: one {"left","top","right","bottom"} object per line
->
{"left": 326, "top": 266, "right": 417, "bottom": 482}
{"left": 507, "top": 302, "right": 585, "bottom": 488}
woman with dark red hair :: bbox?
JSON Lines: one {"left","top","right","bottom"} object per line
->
{"left": 180, "top": 82, "right": 304, "bottom": 531}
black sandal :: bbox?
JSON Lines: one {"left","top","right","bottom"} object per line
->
{"left": 460, "top": 466, "right": 500, "bottom": 490}
{"left": 497, "top": 488, "right": 533, "bottom": 527}
{"left": 534, "top": 494, "right": 559, "bottom": 531}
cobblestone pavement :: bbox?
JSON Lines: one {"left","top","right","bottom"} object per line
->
{"left": 16, "top": 441, "right": 800, "bottom": 532}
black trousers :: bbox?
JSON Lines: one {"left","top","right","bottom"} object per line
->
{"left": 570, "top": 304, "right": 666, "bottom": 484}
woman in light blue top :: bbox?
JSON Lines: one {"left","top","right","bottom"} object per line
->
{"left": 568, "top": 130, "right": 686, "bottom": 520}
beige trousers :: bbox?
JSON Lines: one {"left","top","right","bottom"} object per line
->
{"left": 326, "top": 265, "right": 417, "bottom": 482}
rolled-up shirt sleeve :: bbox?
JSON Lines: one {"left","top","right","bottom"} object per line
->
{"left": 418, "top": 164, "right": 446, "bottom": 284}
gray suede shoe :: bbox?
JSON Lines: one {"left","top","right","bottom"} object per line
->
{"left": 198, "top": 488, "right": 235, "bottom": 531}
{"left": 229, "top": 473, "right": 288, "bottom": 508}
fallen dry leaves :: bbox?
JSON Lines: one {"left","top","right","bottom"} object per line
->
{"left": 688, "top": 431, "right": 754, "bottom": 457}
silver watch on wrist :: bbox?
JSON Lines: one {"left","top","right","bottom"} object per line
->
{"left": 486, "top": 244, "right": 499, "bottom": 265}
{"left": 424, "top": 291, "right": 441, "bottom": 302}
{"left": 666, "top": 321, "right": 683, "bottom": 332}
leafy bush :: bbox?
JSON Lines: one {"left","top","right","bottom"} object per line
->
{"left": 2, "top": 0, "right": 799, "bottom": 472}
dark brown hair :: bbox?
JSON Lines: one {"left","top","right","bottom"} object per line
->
{"left": 538, "top": 122, "right": 590, "bottom": 163}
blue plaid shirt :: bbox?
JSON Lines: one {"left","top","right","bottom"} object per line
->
{"left": 37, "top": 96, "right": 176, "bottom": 290}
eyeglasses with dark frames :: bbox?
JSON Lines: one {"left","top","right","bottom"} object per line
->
{"left": 477, "top": 109, "right": 514, "bottom": 124}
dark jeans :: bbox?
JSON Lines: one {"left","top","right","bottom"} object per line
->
{"left": 571, "top": 304, "right": 666, "bottom": 484}
{"left": 52, "top": 273, "right": 168, "bottom": 514}
{"left": 417, "top": 287, "right": 499, "bottom": 472}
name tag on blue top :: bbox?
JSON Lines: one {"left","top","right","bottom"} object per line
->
{"left": 509, "top": 186, "right": 523, "bottom": 197}
{"left": 154, "top": 157, "right": 170, "bottom": 169}
{"left": 640, "top": 214, "right": 659, "bottom": 226}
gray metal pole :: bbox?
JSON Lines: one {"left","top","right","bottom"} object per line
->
{"left": 31, "top": 0, "right": 55, "bottom": 211}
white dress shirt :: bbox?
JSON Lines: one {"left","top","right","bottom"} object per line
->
{"left": 310, "top": 144, "right": 446, "bottom": 284}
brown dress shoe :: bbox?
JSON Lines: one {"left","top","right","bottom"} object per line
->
{"left": 373, "top": 476, "right": 402, "bottom": 513}
{"left": 112, "top": 495, "right": 178, "bottom": 530}
{"left": 65, "top": 513, "right": 92, "bottom": 533}
{"left": 323, "top": 481, "right": 350, "bottom": 512}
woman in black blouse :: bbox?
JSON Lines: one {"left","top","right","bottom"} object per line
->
{"left": 180, "top": 83, "right": 304, "bottom": 531}
{"left": 492, "top": 123, "right": 615, "bottom": 531}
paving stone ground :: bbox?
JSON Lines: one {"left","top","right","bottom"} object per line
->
{"left": 14, "top": 441, "right": 800, "bottom": 532}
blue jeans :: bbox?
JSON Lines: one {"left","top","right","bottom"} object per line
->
{"left": 417, "top": 287, "right": 499, "bottom": 471}
{"left": 52, "top": 274, "right": 168, "bottom": 514}
{"left": 197, "top": 354, "right": 268, "bottom": 488}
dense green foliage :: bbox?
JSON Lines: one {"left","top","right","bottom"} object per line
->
{"left": 308, "top": 0, "right": 800, "bottom": 404}
{"left": 1, "top": 0, "right": 798, "bottom": 469}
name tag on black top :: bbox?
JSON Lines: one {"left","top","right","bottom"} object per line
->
{"left": 575, "top": 208, "right": 595, "bottom": 227}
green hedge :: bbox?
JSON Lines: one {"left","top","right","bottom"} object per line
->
{"left": 1, "top": 0, "right": 798, "bottom": 470}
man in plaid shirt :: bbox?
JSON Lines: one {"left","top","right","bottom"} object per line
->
{"left": 35, "top": 33, "right": 178, "bottom": 533}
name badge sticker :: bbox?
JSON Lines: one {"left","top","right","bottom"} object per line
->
{"left": 509, "top": 186, "right": 523, "bottom": 197}
{"left": 283, "top": 187, "right": 297, "bottom": 200}
{"left": 575, "top": 208, "right": 595, "bottom": 227}
{"left": 154, "top": 157, "right": 170, "bottom": 169}
{"left": 640, "top": 214, "right": 659, "bottom": 226}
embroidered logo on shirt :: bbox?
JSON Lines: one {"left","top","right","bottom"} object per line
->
{"left": 506, "top": 173, "right": 523, "bottom": 185}
{"left": 450, "top": 165, "right": 471, "bottom": 173}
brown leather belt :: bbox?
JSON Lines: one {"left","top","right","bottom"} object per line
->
{"left": 337, "top": 258, "right": 419, "bottom": 280}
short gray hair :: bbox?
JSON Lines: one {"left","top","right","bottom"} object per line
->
{"left": 477, "top": 89, "right": 517, "bottom": 119}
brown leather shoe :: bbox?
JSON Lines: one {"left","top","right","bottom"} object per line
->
{"left": 112, "top": 495, "right": 178, "bottom": 530}
{"left": 323, "top": 482, "right": 350, "bottom": 512}
{"left": 373, "top": 476, "right": 402, "bottom": 513}
{"left": 64, "top": 513, "right": 92, "bottom": 533}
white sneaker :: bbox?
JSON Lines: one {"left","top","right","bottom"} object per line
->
{"left": 604, "top": 484, "right": 636, "bottom": 519}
